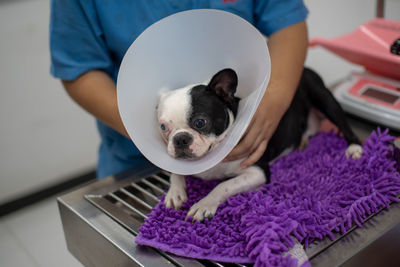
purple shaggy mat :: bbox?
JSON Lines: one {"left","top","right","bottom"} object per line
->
{"left": 136, "top": 129, "right": 400, "bottom": 266}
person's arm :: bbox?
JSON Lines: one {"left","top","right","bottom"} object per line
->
{"left": 62, "top": 70, "right": 129, "bottom": 137}
{"left": 225, "top": 21, "right": 308, "bottom": 168}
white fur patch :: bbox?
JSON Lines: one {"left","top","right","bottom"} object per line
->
{"left": 345, "top": 144, "right": 363, "bottom": 159}
{"left": 193, "top": 159, "right": 242, "bottom": 180}
{"left": 158, "top": 86, "right": 193, "bottom": 157}
{"left": 158, "top": 86, "right": 192, "bottom": 133}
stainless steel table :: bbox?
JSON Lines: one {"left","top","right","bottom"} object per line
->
{"left": 58, "top": 119, "right": 400, "bottom": 267}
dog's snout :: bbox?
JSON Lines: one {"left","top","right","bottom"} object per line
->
{"left": 173, "top": 133, "right": 193, "bottom": 149}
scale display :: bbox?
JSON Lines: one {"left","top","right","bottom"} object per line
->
{"left": 333, "top": 72, "right": 400, "bottom": 131}
{"left": 361, "top": 87, "right": 399, "bottom": 104}
{"left": 346, "top": 76, "right": 400, "bottom": 112}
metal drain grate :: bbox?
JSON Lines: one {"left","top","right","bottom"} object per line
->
{"left": 85, "top": 171, "right": 249, "bottom": 267}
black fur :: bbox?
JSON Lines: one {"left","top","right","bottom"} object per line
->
{"left": 207, "top": 68, "right": 238, "bottom": 108}
{"left": 189, "top": 69, "right": 240, "bottom": 136}
{"left": 188, "top": 67, "right": 359, "bottom": 184}
{"left": 255, "top": 67, "right": 361, "bottom": 183}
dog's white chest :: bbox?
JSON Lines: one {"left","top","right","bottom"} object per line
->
{"left": 193, "top": 159, "right": 242, "bottom": 180}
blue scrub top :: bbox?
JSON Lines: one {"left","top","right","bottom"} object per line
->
{"left": 50, "top": 0, "right": 308, "bottom": 178}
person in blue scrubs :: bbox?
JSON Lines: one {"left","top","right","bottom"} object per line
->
{"left": 50, "top": 0, "right": 309, "bottom": 178}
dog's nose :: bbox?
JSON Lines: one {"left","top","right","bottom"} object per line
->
{"left": 173, "top": 133, "right": 193, "bottom": 149}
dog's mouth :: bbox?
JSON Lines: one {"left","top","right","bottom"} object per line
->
{"left": 174, "top": 144, "right": 213, "bottom": 160}
{"left": 175, "top": 150, "right": 196, "bottom": 160}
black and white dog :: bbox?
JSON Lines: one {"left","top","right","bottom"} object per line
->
{"left": 157, "top": 68, "right": 363, "bottom": 221}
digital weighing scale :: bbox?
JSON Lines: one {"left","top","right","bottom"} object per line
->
{"left": 310, "top": 18, "right": 400, "bottom": 131}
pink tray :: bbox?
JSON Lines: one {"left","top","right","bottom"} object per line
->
{"left": 310, "top": 18, "right": 400, "bottom": 80}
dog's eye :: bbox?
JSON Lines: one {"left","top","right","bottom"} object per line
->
{"left": 160, "top": 124, "right": 167, "bottom": 132}
{"left": 194, "top": 119, "right": 206, "bottom": 129}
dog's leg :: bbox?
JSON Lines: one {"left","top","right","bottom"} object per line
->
{"left": 186, "top": 166, "right": 266, "bottom": 221}
{"left": 164, "top": 174, "right": 188, "bottom": 209}
{"left": 304, "top": 68, "right": 363, "bottom": 159}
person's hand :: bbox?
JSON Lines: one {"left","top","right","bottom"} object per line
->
{"left": 224, "top": 93, "right": 285, "bottom": 169}
{"left": 224, "top": 21, "right": 308, "bottom": 169}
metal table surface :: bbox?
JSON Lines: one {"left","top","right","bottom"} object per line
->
{"left": 58, "top": 118, "right": 400, "bottom": 267}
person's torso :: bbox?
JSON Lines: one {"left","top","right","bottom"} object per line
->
{"left": 90, "top": 0, "right": 255, "bottom": 81}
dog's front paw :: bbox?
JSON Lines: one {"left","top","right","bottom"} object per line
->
{"left": 186, "top": 197, "right": 220, "bottom": 221}
{"left": 346, "top": 144, "right": 363, "bottom": 159}
{"left": 164, "top": 186, "right": 187, "bottom": 210}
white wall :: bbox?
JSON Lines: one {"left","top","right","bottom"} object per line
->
{"left": 0, "top": 0, "right": 100, "bottom": 204}
{"left": 0, "top": 0, "right": 399, "bottom": 204}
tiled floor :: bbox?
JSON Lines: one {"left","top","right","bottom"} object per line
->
{"left": 0, "top": 196, "right": 82, "bottom": 267}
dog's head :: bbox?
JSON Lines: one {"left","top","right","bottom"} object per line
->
{"left": 157, "top": 69, "right": 240, "bottom": 160}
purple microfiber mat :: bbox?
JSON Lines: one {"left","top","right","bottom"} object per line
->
{"left": 136, "top": 129, "right": 400, "bottom": 266}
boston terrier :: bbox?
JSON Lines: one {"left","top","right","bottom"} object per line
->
{"left": 157, "top": 68, "right": 363, "bottom": 221}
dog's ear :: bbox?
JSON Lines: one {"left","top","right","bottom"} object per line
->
{"left": 207, "top": 69, "right": 238, "bottom": 104}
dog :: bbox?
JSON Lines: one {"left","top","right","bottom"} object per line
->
{"left": 157, "top": 68, "right": 363, "bottom": 221}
